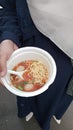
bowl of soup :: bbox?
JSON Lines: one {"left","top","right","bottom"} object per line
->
{"left": 1, "top": 47, "right": 57, "bottom": 97}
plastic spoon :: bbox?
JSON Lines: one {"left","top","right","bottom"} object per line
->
{"left": 7, "top": 70, "right": 26, "bottom": 79}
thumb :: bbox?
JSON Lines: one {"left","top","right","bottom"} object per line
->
{"left": 0, "top": 55, "right": 7, "bottom": 77}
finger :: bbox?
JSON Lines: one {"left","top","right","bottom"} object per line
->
{"left": 0, "top": 79, "right": 5, "bottom": 87}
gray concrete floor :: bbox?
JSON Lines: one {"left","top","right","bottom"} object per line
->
{"left": 0, "top": 84, "right": 73, "bottom": 130}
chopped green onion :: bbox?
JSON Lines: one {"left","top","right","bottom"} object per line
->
{"left": 23, "top": 81, "right": 28, "bottom": 84}
{"left": 18, "top": 86, "right": 23, "bottom": 91}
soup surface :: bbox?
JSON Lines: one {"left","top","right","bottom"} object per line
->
{"left": 10, "top": 60, "right": 49, "bottom": 92}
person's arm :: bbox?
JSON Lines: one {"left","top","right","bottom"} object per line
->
{"left": 0, "top": 0, "right": 22, "bottom": 47}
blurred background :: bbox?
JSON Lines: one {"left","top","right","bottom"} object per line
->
{"left": 0, "top": 84, "right": 73, "bottom": 130}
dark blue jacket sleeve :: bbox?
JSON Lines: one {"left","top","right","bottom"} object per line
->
{"left": 0, "top": 0, "right": 22, "bottom": 47}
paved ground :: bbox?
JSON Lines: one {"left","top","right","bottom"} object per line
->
{"left": 0, "top": 84, "right": 73, "bottom": 130}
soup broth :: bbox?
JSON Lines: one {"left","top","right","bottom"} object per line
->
{"left": 10, "top": 60, "right": 49, "bottom": 92}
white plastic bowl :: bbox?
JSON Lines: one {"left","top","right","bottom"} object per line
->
{"left": 1, "top": 47, "right": 57, "bottom": 97}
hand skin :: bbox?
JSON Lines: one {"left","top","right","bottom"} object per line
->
{"left": 0, "top": 40, "right": 18, "bottom": 84}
